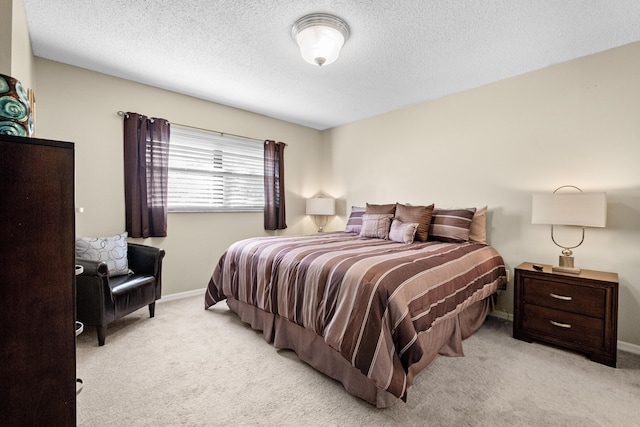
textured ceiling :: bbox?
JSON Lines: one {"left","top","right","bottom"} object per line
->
{"left": 22, "top": 0, "right": 640, "bottom": 130}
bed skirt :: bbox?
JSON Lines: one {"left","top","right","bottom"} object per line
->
{"left": 225, "top": 293, "right": 495, "bottom": 408}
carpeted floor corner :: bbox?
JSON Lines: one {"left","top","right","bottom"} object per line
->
{"left": 76, "top": 294, "right": 640, "bottom": 426}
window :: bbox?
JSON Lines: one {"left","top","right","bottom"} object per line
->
{"left": 168, "top": 125, "right": 264, "bottom": 212}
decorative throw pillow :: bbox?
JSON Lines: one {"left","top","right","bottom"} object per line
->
{"left": 365, "top": 203, "right": 396, "bottom": 215}
{"left": 359, "top": 214, "right": 393, "bottom": 239}
{"left": 75, "top": 232, "right": 132, "bottom": 277}
{"left": 429, "top": 208, "right": 477, "bottom": 243}
{"left": 469, "top": 206, "right": 488, "bottom": 244}
{"left": 345, "top": 206, "right": 366, "bottom": 234}
{"left": 389, "top": 219, "right": 419, "bottom": 244}
{"left": 395, "top": 203, "right": 434, "bottom": 242}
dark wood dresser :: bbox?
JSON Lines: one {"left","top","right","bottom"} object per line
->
{"left": 0, "top": 134, "right": 76, "bottom": 425}
{"left": 513, "top": 262, "right": 618, "bottom": 367}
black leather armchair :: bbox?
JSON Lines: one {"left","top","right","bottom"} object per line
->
{"left": 76, "top": 243, "right": 165, "bottom": 346}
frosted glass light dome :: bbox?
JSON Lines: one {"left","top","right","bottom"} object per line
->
{"left": 292, "top": 13, "right": 350, "bottom": 67}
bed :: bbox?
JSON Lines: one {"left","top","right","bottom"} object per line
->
{"left": 204, "top": 204, "right": 506, "bottom": 407}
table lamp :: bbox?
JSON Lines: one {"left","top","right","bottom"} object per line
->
{"left": 306, "top": 196, "right": 335, "bottom": 233}
{"left": 531, "top": 186, "right": 606, "bottom": 274}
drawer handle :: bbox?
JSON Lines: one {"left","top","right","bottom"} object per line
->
{"left": 550, "top": 320, "right": 572, "bottom": 329}
{"left": 550, "top": 293, "right": 572, "bottom": 301}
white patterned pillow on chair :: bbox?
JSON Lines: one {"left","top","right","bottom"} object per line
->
{"left": 75, "top": 232, "right": 132, "bottom": 277}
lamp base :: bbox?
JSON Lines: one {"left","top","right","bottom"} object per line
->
{"left": 313, "top": 215, "right": 328, "bottom": 234}
{"left": 552, "top": 255, "right": 581, "bottom": 274}
{"left": 552, "top": 265, "right": 581, "bottom": 274}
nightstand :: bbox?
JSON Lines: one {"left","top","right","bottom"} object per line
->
{"left": 513, "top": 262, "right": 618, "bottom": 367}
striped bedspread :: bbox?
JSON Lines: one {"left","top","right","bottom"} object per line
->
{"left": 205, "top": 232, "right": 506, "bottom": 399}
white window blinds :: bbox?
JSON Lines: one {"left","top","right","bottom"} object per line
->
{"left": 168, "top": 125, "right": 264, "bottom": 212}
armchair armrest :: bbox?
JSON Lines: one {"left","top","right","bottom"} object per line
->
{"left": 127, "top": 244, "right": 165, "bottom": 276}
{"left": 127, "top": 243, "right": 165, "bottom": 300}
{"left": 75, "top": 258, "right": 111, "bottom": 326}
{"left": 76, "top": 258, "right": 109, "bottom": 277}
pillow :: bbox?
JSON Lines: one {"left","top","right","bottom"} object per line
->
{"left": 365, "top": 203, "right": 396, "bottom": 215}
{"left": 469, "top": 206, "right": 487, "bottom": 244}
{"left": 429, "top": 208, "right": 476, "bottom": 243}
{"left": 75, "top": 232, "right": 132, "bottom": 277}
{"left": 345, "top": 206, "right": 366, "bottom": 234}
{"left": 359, "top": 214, "right": 393, "bottom": 239}
{"left": 389, "top": 219, "right": 419, "bottom": 244}
{"left": 395, "top": 203, "right": 434, "bottom": 242}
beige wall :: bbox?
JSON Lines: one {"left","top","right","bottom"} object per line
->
{"left": 0, "top": 0, "right": 12, "bottom": 75}
{"left": 10, "top": 0, "right": 35, "bottom": 88}
{"left": 0, "top": 0, "right": 35, "bottom": 87}
{"left": 33, "top": 58, "right": 324, "bottom": 296}
{"left": 323, "top": 42, "right": 640, "bottom": 347}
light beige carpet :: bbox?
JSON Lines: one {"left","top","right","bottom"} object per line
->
{"left": 76, "top": 294, "right": 640, "bottom": 426}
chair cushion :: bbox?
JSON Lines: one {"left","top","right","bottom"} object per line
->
{"left": 108, "top": 274, "right": 155, "bottom": 296}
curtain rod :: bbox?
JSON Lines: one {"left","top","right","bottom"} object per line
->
{"left": 116, "top": 111, "right": 285, "bottom": 145}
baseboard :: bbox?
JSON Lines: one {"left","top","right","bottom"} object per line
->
{"left": 159, "top": 288, "right": 206, "bottom": 303}
{"left": 489, "top": 309, "right": 513, "bottom": 322}
{"left": 618, "top": 340, "right": 640, "bottom": 356}
{"left": 488, "top": 310, "right": 640, "bottom": 356}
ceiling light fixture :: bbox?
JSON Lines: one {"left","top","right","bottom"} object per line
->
{"left": 291, "top": 13, "right": 350, "bottom": 67}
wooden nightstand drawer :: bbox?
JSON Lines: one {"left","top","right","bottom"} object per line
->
{"left": 523, "top": 304, "right": 604, "bottom": 349}
{"left": 522, "top": 277, "right": 605, "bottom": 318}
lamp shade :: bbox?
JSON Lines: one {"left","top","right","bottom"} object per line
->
{"left": 292, "top": 13, "right": 349, "bottom": 66}
{"left": 306, "top": 197, "right": 335, "bottom": 216}
{"left": 532, "top": 192, "right": 607, "bottom": 227}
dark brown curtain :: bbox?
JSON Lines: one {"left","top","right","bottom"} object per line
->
{"left": 264, "top": 140, "right": 287, "bottom": 230}
{"left": 123, "top": 112, "right": 170, "bottom": 238}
